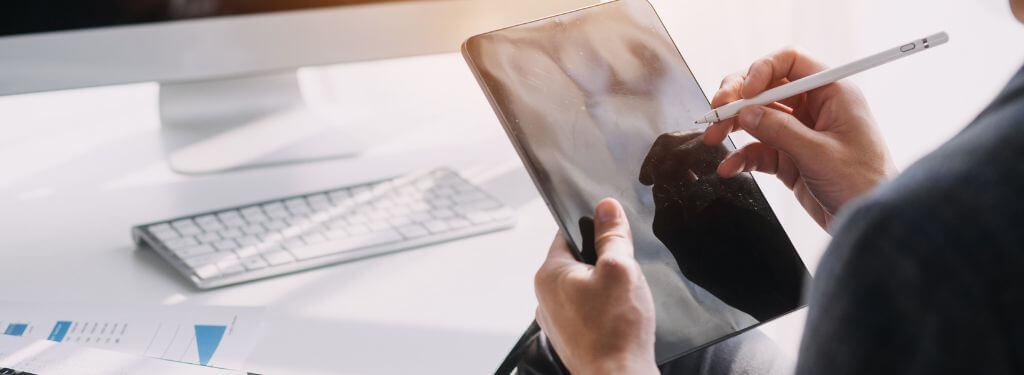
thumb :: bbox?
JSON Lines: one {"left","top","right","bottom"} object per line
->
{"left": 592, "top": 198, "right": 637, "bottom": 281}
{"left": 737, "top": 106, "right": 826, "bottom": 161}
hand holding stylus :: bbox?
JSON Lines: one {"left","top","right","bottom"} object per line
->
{"left": 703, "top": 47, "right": 897, "bottom": 229}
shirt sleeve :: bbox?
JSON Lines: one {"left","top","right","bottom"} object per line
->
{"left": 795, "top": 199, "right": 1016, "bottom": 374}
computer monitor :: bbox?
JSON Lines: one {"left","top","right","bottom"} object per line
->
{"left": 0, "top": 0, "right": 597, "bottom": 173}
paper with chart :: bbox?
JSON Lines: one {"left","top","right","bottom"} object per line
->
{"left": 0, "top": 303, "right": 264, "bottom": 368}
{"left": 0, "top": 335, "right": 246, "bottom": 375}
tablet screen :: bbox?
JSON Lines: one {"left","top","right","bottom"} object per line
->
{"left": 464, "top": 0, "right": 811, "bottom": 363}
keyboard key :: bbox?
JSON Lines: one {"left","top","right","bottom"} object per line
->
{"left": 183, "top": 252, "right": 236, "bottom": 267}
{"left": 164, "top": 237, "right": 199, "bottom": 250}
{"left": 308, "top": 193, "right": 330, "bottom": 204}
{"left": 237, "top": 235, "right": 261, "bottom": 246}
{"left": 216, "top": 255, "right": 242, "bottom": 268}
{"left": 432, "top": 208, "right": 456, "bottom": 219}
{"left": 240, "top": 206, "right": 264, "bottom": 217}
{"left": 173, "top": 244, "right": 215, "bottom": 258}
{"left": 303, "top": 232, "right": 327, "bottom": 244}
{"left": 267, "top": 209, "right": 291, "bottom": 219}
{"left": 198, "top": 221, "right": 225, "bottom": 232}
{"left": 388, "top": 217, "right": 412, "bottom": 227}
{"left": 325, "top": 228, "right": 348, "bottom": 239}
{"left": 288, "top": 230, "right": 404, "bottom": 260}
{"left": 177, "top": 226, "right": 203, "bottom": 236}
{"left": 446, "top": 218, "right": 472, "bottom": 230}
{"left": 263, "top": 250, "right": 296, "bottom": 266}
{"left": 289, "top": 205, "right": 312, "bottom": 215}
{"left": 286, "top": 216, "right": 311, "bottom": 227}
{"left": 214, "top": 240, "right": 239, "bottom": 251}
{"left": 153, "top": 229, "right": 180, "bottom": 241}
{"left": 246, "top": 213, "right": 269, "bottom": 223}
{"left": 219, "top": 228, "right": 243, "bottom": 239}
{"left": 431, "top": 197, "right": 455, "bottom": 208}
{"left": 241, "top": 256, "right": 269, "bottom": 270}
{"left": 368, "top": 221, "right": 391, "bottom": 232}
{"left": 423, "top": 220, "right": 451, "bottom": 234}
{"left": 194, "top": 264, "right": 220, "bottom": 279}
{"left": 196, "top": 232, "right": 221, "bottom": 243}
{"left": 195, "top": 214, "right": 219, "bottom": 225}
{"left": 329, "top": 190, "right": 351, "bottom": 202}
{"left": 398, "top": 225, "right": 429, "bottom": 238}
{"left": 234, "top": 246, "right": 260, "bottom": 258}
{"left": 223, "top": 217, "right": 247, "bottom": 228}
{"left": 220, "top": 263, "right": 246, "bottom": 276}
{"left": 242, "top": 224, "right": 265, "bottom": 235}
{"left": 346, "top": 214, "right": 369, "bottom": 224}
{"left": 347, "top": 224, "right": 370, "bottom": 235}
{"left": 172, "top": 219, "right": 196, "bottom": 228}
{"left": 262, "top": 202, "right": 286, "bottom": 212}
{"left": 217, "top": 211, "right": 242, "bottom": 221}
{"left": 283, "top": 237, "right": 305, "bottom": 249}
{"left": 368, "top": 210, "right": 390, "bottom": 220}
{"left": 265, "top": 220, "right": 288, "bottom": 230}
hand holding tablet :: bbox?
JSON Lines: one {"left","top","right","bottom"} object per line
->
{"left": 463, "top": 0, "right": 811, "bottom": 367}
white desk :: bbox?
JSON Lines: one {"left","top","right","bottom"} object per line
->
{"left": 2, "top": 1, "right": 1022, "bottom": 373}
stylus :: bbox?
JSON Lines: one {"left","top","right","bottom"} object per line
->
{"left": 695, "top": 31, "right": 949, "bottom": 124}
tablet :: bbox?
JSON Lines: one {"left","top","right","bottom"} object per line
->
{"left": 463, "top": 0, "right": 811, "bottom": 364}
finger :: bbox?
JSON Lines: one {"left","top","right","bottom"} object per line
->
{"left": 703, "top": 73, "right": 745, "bottom": 145}
{"left": 704, "top": 100, "right": 791, "bottom": 147}
{"left": 736, "top": 106, "right": 828, "bottom": 162}
{"left": 741, "top": 47, "right": 829, "bottom": 100}
{"left": 718, "top": 142, "right": 779, "bottom": 178}
{"left": 592, "top": 198, "right": 633, "bottom": 259}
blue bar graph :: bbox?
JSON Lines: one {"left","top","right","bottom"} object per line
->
{"left": 48, "top": 321, "right": 73, "bottom": 342}
{"left": 194, "top": 325, "right": 226, "bottom": 366}
{"left": 4, "top": 323, "right": 28, "bottom": 336}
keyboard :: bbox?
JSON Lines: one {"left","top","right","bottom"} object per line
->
{"left": 132, "top": 168, "right": 516, "bottom": 289}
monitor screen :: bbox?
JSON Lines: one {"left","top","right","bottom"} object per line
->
{"left": 0, "top": 0, "right": 412, "bottom": 37}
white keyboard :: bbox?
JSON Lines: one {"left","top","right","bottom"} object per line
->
{"left": 132, "top": 168, "right": 516, "bottom": 289}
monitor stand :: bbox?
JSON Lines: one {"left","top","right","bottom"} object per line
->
{"left": 158, "top": 71, "right": 364, "bottom": 174}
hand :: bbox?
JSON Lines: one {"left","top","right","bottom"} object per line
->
{"left": 534, "top": 198, "right": 659, "bottom": 375}
{"left": 703, "top": 47, "right": 897, "bottom": 229}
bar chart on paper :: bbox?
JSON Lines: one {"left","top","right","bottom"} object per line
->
{"left": 0, "top": 303, "right": 264, "bottom": 368}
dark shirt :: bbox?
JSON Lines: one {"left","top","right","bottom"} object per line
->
{"left": 796, "top": 66, "right": 1024, "bottom": 374}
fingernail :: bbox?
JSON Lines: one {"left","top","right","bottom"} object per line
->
{"left": 596, "top": 200, "right": 620, "bottom": 223}
{"left": 721, "top": 158, "right": 745, "bottom": 178}
{"left": 738, "top": 107, "right": 765, "bottom": 131}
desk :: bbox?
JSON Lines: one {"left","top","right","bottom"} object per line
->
{"left": 2, "top": 0, "right": 1022, "bottom": 373}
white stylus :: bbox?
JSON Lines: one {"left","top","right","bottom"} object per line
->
{"left": 695, "top": 31, "right": 949, "bottom": 124}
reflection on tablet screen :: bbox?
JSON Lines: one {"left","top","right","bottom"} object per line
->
{"left": 463, "top": 0, "right": 811, "bottom": 363}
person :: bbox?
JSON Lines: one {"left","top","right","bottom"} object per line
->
{"left": 533, "top": 1, "right": 1024, "bottom": 373}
